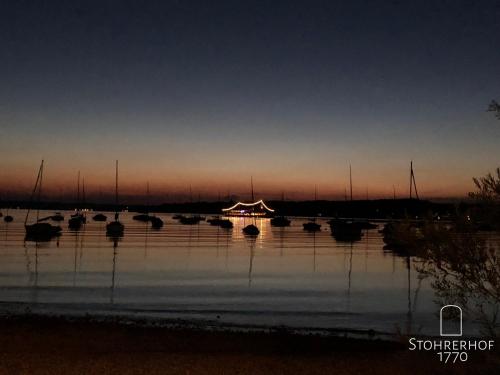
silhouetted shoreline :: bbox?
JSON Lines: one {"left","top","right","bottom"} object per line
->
{"left": 0, "top": 198, "right": 473, "bottom": 220}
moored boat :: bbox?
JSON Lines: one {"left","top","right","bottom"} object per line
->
{"left": 243, "top": 224, "right": 259, "bottom": 235}
{"left": 24, "top": 160, "right": 61, "bottom": 241}
{"left": 149, "top": 216, "right": 164, "bottom": 229}
{"left": 303, "top": 220, "right": 321, "bottom": 231}
{"left": 270, "top": 216, "right": 291, "bottom": 227}
{"left": 93, "top": 213, "right": 107, "bottom": 221}
{"left": 219, "top": 219, "right": 233, "bottom": 229}
{"left": 133, "top": 213, "right": 150, "bottom": 222}
{"left": 106, "top": 161, "right": 124, "bottom": 237}
{"left": 179, "top": 215, "right": 204, "bottom": 225}
{"left": 51, "top": 212, "right": 64, "bottom": 221}
{"left": 329, "top": 219, "right": 363, "bottom": 241}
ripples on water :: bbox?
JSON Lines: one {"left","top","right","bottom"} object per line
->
{"left": 0, "top": 209, "right": 451, "bottom": 336}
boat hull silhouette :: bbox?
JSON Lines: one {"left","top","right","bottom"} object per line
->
{"left": 270, "top": 216, "right": 291, "bottom": 227}
{"left": 93, "top": 213, "right": 107, "bottom": 221}
{"left": 303, "top": 222, "right": 321, "bottom": 231}
{"left": 106, "top": 221, "right": 124, "bottom": 236}
{"left": 25, "top": 223, "right": 61, "bottom": 241}
{"left": 243, "top": 224, "right": 259, "bottom": 235}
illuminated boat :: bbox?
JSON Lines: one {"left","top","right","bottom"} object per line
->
{"left": 222, "top": 200, "right": 274, "bottom": 217}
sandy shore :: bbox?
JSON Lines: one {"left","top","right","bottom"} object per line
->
{"left": 0, "top": 315, "right": 498, "bottom": 375}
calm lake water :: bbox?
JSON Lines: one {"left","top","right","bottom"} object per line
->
{"left": 0, "top": 209, "right": 479, "bottom": 337}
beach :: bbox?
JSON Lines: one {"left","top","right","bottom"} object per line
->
{"left": 0, "top": 315, "right": 498, "bottom": 375}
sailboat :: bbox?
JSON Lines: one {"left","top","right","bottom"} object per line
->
{"left": 329, "top": 164, "right": 363, "bottom": 241}
{"left": 144, "top": 183, "right": 164, "bottom": 229}
{"left": 270, "top": 191, "right": 291, "bottom": 227}
{"left": 242, "top": 177, "right": 260, "bottom": 236}
{"left": 303, "top": 186, "right": 321, "bottom": 231}
{"left": 25, "top": 160, "right": 62, "bottom": 240}
{"left": 69, "top": 172, "right": 86, "bottom": 229}
{"left": 3, "top": 208, "right": 13, "bottom": 223}
{"left": 106, "top": 160, "right": 125, "bottom": 236}
{"left": 132, "top": 183, "right": 150, "bottom": 222}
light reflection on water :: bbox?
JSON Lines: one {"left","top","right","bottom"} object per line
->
{"left": 0, "top": 209, "right": 447, "bottom": 336}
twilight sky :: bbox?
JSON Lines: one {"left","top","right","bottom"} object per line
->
{"left": 0, "top": 0, "right": 499, "bottom": 201}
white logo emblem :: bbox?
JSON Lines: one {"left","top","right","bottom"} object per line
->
{"left": 440, "top": 305, "right": 462, "bottom": 337}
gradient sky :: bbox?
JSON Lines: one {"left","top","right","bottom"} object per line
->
{"left": 1, "top": 0, "right": 499, "bottom": 201}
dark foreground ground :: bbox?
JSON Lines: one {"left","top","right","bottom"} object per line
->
{"left": 0, "top": 315, "right": 498, "bottom": 375}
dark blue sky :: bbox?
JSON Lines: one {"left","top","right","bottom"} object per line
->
{"left": 1, "top": 0, "right": 499, "bottom": 198}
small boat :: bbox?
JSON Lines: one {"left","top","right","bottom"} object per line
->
{"left": 68, "top": 213, "right": 86, "bottom": 229}
{"left": 241, "top": 177, "right": 260, "bottom": 236}
{"left": 133, "top": 213, "right": 150, "bottom": 222}
{"left": 303, "top": 220, "right": 321, "bottom": 231}
{"left": 106, "top": 161, "right": 124, "bottom": 237}
{"left": 172, "top": 214, "right": 184, "bottom": 220}
{"left": 329, "top": 220, "right": 363, "bottom": 241}
{"left": 68, "top": 216, "right": 82, "bottom": 229}
{"left": 93, "top": 213, "right": 107, "bottom": 221}
{"left": 25, "top": 222, "right": 61, "bottom": 240}
{"left": 381, "top": 222, "right": 421, "bottom": 254}
{"left": 243, "top": 224, "right": 259, "bottom": 235}
{"left": 207, "top": 216, "right": 223, "bottom": 225}
{"left": 179, "top": 215, "right": 204, "bottom": 225}
{"left": 352, "top": 220, "right": 377, "bottom": 230}
{"left": 270, "top": 216, "right": 291, "bottom": 227}
{"left": 24, "top": 160, "right": 61, "bottom": 241}
{"left": 106, "top": 220, "right": 125, "bottom": 236}
{"left": 3, "top": 208, "right": 13, "bottom": 223}
{"left": 149, "top": 216, "right": 164, "bottom": 229}
{"left": 51, "top": 212, "right": 64, "bottom": 221}
{"left": 219, "top": 219, "right": 233, "bottom": 229}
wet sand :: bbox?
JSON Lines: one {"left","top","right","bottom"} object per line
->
{"left": 0, "top": 315, "right": 497, "bottom": 375}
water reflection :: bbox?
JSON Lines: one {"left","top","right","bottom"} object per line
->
{"left": 0, "top": 209, "right": 493, "bottom": 336}
{"left": 110, "top": 236, "right": 121, "bottom": 304}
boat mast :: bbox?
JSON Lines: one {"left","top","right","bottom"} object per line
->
{"left": 251, "top": 176, "right": 254, "bottom": 202}
{"left": 250, "top": 176, "right": 256, "bottom": 224}
{"left": 82, "top": 177, "right": 86, "bottom": 207}
{"left": 25, "top": 161, "right": 43, "bottom": 225}
{"left": 349, "top": 164, "right": 353, "bottom": 201}
{"left": 76, "top": 170, "right": 80, "bottom": 207}
{"left": 409, "top": 161, "right": 419, "bottom": 200}
{"left": 36, "top": 160, "right": 44, "bottom": 222}
{"left": 115, "top": 160, "right": 119, "bottom": 219}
